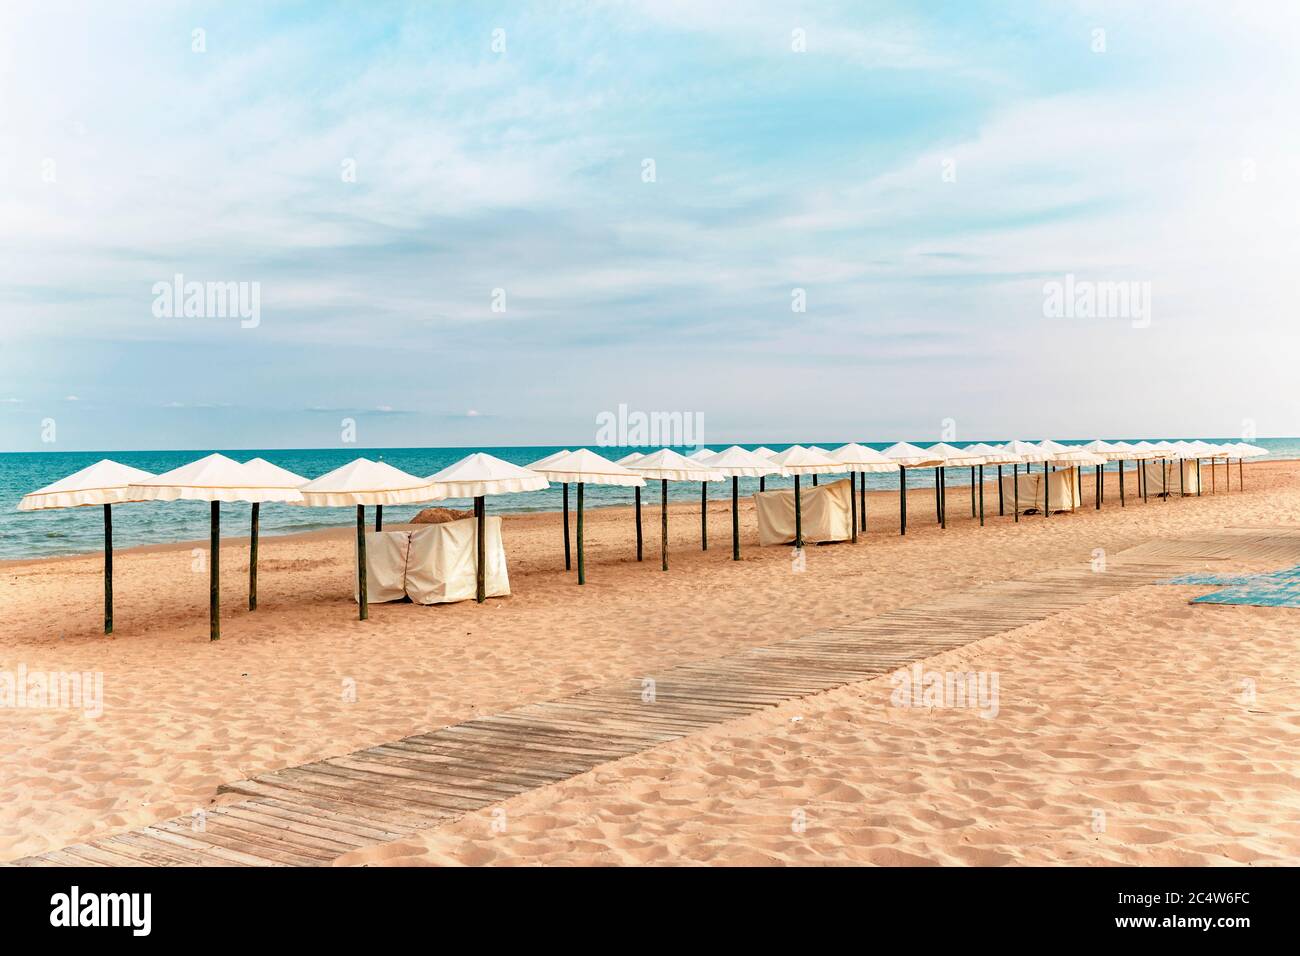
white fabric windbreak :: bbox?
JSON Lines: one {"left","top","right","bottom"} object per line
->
{"left": 130, "top": 453, "right": 305, "bottom": 503}
{"left": 355, "top": 531, "right": 413, "bottom": 604}
{"left": 754, "top": 478, "right": 852, "bottom": 545}
{"left": 999, "top": 468, "right": 1083, "bottom": 512}
{"left": 405, "top": 517, "right": 510, "bottom": 604}
{"left": 18, "top": 459, "right": 156, "bottom": 511}
{"left": 1142, "top": 459, "right": 1201, "bottom": 495}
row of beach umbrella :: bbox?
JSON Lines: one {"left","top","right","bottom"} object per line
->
{"left": 17, "top": 440, "right": 1269, "bottom": 639}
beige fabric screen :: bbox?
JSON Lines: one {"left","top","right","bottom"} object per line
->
{"left": 998, "top": 467, "right": 1083, "bottom": 513}
{"left": 1142, "top": 460, "right": 1200, "bottom": 495}
{"left": 755, "top": 478, "right": 852, "bottom": 546}
{"left": 354, "top": 531, "right": 412, "bottom": 604}
{"left": 406, "top": 516, "right": 510, "bottom": 605}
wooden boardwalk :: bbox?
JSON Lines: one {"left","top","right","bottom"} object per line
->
{"left": 13, "top": 526, "right": 1300, "bottom": 867}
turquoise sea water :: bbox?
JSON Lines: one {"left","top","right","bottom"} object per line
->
{"left": 2, "top": 438, "right": 1296, "bottom": 561}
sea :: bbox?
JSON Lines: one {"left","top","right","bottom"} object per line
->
{"left": 2, "top": 438, "right": 1296, "bottom": 562}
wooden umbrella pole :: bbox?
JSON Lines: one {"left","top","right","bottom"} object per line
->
{"left": 700, "top": 482, "right": 707, "bottom": 551}
{"left": 1095, "top": 465, "right": 1101, "bottom": 510}
{"left": 760, "top": 476, "right": 766, "bottom": 492}
{"left": 939, "top": 467, "right": 946, "bottom": 529}
{"left": 934, "top": 468, "right": 940, "bottom": 523}
{"left": 849, "top": 470, "right": 858, "bottom": 543}
{"left": 1013, "top": 463, "right": 1019, "bottom": 522}
{"left": 635, "top": 485, "right": 643, "bottom": 561}
{"left": 475, "top": 495, "right": 486, "bottom": 603}
{"left": 978, "top": 465, "right": 984, "bottom": 526}
{"left": 970, "top": 466, "right": 975, "bottom": 517}
{"left": 577, "top": 483, "right": 586, "bottom": 584}
{"left": 355, "top": 504, "right": 367, "bottom": 620}
{"left": 998, "top": 465, "right": 1004, "bottom": 515}
{"left": 563, "top": 483, "right": 571, "bottom": 571}
{"left": 899, "top": 467, "right": 907, "bottom": 535}
{"left": 1239, "top": 457, "right": 1243, "bottom": 490}
{"left": 1162, "top": 458, "right": 1167, "bottom": 501}
{"left": 1197, "top": 459, "right": 1202, "bottom": 496}
{"left": 794, "top": 475, "right": 803, "bottom": 549}
{"left": 1044, "top": 461, "right": 1050, "bottom": 518}
{"left": 731, "top": 476, "right": 740, "bottom": 561}
{"left": 249, "top": 502, "right": 259, "bottom": 611}
{"left": 859, "top": 471, "right": 866, "bottom": 532}
{"left": 103, "top": 504, "right": 113, "bottom": 635}
{"left": 210, "top": 501, "right": 221, "bottom": 640}
{"left": 660, "top": 479, "right": 668, "bottom": 572}
{"left": 1120, "top": 460, "right": 1125, "bottom": 506}
{"left": 860, "top": 471, "right": 868, "bottom": 532}
{"left": 812, "top": 474, "right": 818, "bottom": 487}
{"left": 375, "top": 504, "right": 383, "bottom": 531}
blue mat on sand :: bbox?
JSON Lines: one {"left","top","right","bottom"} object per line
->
{"left": 1164, "top": 565, "right": 1300, "bottom": 608}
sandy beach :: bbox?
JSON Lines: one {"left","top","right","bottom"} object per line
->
{"left": 3, "top": 461, "right": 1298, "bottom": 865}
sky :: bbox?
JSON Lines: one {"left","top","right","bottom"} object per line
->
{"left": 2, "top": 0, "right": 1298, "bottom": 452}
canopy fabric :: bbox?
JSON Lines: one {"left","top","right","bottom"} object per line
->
{"left": 768, "top": 444, "right": 843, "bottom": 475}
{"left": 964, "top": 442, "right": 1021, "bottom": 465}
{"left": 687, "top": 448, "right": 720, "bottom": 461}
{"left": 705, "top": 445, "right": 788, "bottom": 478}
{"left": 615, "top": 452, "right": 645, "bottom": 466}
{"left": 18, "top": 459, "right": 156, "bottom": 511}
{"left": 1031, "top": 440, "right": 1071, "bottom": 462}
{"left": 426, "top": 452, "right": 548, "bottom": 498}
{"left": 999, "top": 440, "right": 1040, "bottom": 462}
{"left": 130, "top": 453, "right": 305, "bottom": 503}
{"left": 882, "top": 442, "right": 944, "bottom": 467}
{"left": 629, "top": 448, "right": 726, "bottom": 481}
{"left": 829, "top": 443, "right": 896, "bottom": 472}
{"left": 1051, "top": 448, "right": 1108, "bottom": 466}
{"left": 531, "top": 448, "right": 645, "bottom": 486}
{"left": 931, "top": 442, "right": 986, "bottom": 466}
{"left": 753, "top": 447, "right": 779, "bottom": 459}
{"left": 242, "top": 457, "right": 308, "bottom": 488}
{"left": 526, "top": 449, "right": 571, "bottom": 470}
{"left": 297, "top": 458, "right": 438, "bottom": 506}
{"left": 1082, "top": 440, "right": 1125, "bottom": 461}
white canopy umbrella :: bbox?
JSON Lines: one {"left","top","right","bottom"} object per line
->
{"left": 297, "top": 458, "right": 438, "bottom": 620}
{"left": 531, "top": 449, "right": 644, "bottom": 583}
{"left": 1227, "top": 442, "right": 1267, "bottom": 491}
{"left": 882, "top": 442, "right": 945, "bottom": 535}
{"left": 943, "top": 444, "right": 992, "bottom": 526}
{"left": 926, "top": 443, "right": 973, "bottom": 529}
{"left": 18, "top": 459, "right": 155, "bottom": 635}
{"left": 687, "top": 449, "right": 724, "bottom": 549}
{"left": 427, "top": 453, "right": 548, "bottom": 603}
{"left": 704, "top": 446, "right": 787, "bottom": 560}
{"left": 829, "top": 443, "right": 895, "bottom": 541}
{"left": 615, "top": 452, "right": 645, "bottom": 465}
{"left": 130, "top": 454, "right": 306, "bottom": 639}
{"left": 993, "top": 441, "right": 1039, "bottom": 522}
{"left": 630, "top": 449, "right": 726, "bottom": 569}
{"left": 1081, "top": 441, "right": 1129, "bottom": 508}
{"left": 767, "top": 446, "right": 841, "bottom": 549}
{"left": 751, "top": 447, "right": 779, "bottom": 490}
{"left": 240, "top": 457, "right": 308, "bottom": 611}
{"left": 528, "top": 450, "right": 574, "bottom": 569}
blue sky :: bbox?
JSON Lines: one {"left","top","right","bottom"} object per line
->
{"left": 2, "top": 0, "right": 1298, "bottom": 451}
